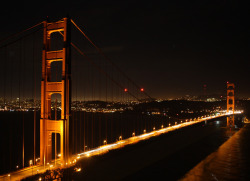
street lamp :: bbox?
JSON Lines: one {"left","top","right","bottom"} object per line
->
{"left": 103, "top": 140, "right": 107, "bottom": 145}
{"left": 29, "top": 160, "right": 33, "bottom": 175}
{"left": 75, "top": 167, "right": 81, "bottom": 172}
{"left": 143, "top": 129, "right": 146, "bottom": 133}
{"left": 119, "top": 136, "right": 122, "bottom": 141}
{"left": 132, "top": 132, "right": 135, "bottom": 137}
{"left": 29, "top": 160, "right": 33, "bottom": 166}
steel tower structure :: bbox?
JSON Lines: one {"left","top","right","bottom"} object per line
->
{"left": 40, "top": 18, "right": 71, "bottom": 165}
{"left": 226, "top": 82, "right": 235, "bottom": 127}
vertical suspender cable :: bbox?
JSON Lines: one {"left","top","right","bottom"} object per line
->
{"left": 91, "top": 65, "right": 94, "bottom": 148}
{"left": 3, "top": 46, "right": 6, "bottom": 108}
{"left": 80, "top": 106, "right": 82, "bottom": 151}
{"left": 105, "top": 59, "right": 108, "bottom": 143}
{"left": 18, "top": 38, "right": 23, "bottom": 167}
{"left": 9, "top": 45, "right": 12, "bottom": 171}
{"left": 111, "top": 66, "right": 113, "bottom": 141}
{"left": 2, "top": 46, "right": 6, "bottom": 171}
{"left": 83, "top": 107, "right": 85, "bottom": 152}
{"left": 75, "top": 61, "right": 78, "bottom": 153}
{"left": 98, "top": 64, "right": 101, "bottom": 146}
{"left": 83, "top": 61, "right": 86, "bottom": 152}
{"left": 22, "top": 38, "right": 25, "bottom": 168}
{"left": 32, "top": 32, "right": 36, "bottom": 166}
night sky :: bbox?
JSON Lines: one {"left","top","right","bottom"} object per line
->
{"left": 0, "top": 1, "right": 249, "bottom": 99}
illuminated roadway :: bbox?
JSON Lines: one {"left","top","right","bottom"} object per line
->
{"left": 0, "top": 111, "right": 242, "bottom": 181}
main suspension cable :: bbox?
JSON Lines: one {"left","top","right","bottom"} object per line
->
{"left": 0, "top": 21, "right": 43, "bottom": 45}
{"left": 71, "top": 42, "right": 140, "bottom": 101}
{"left": 0, "top": 27, "right": 43, "bottom": 49}
{"left": 58, "top": 27, "right": 140, "bottom": 101}
{"left": 71, "top": 19, "right": 153, "bottom": 101}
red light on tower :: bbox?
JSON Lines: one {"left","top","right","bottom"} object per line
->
{"left": 124, "top": 88, "right": 128, "bottom": 92}
{"left": 140, "top": 88, "right": 144, "bottom": 92}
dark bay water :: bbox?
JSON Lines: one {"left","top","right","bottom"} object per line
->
{"left": 51, "top": 115, "right": 246, "bottom": 181}
{"left": 118, "top": 116, "right": 246, "bottom": 181}
{"left": 180, "top": 123, "right": 250, "bottom": 181}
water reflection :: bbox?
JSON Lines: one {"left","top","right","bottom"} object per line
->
{"left": 180, "top": 121, "right": 250, "bottom": 181}
{"left": 227, "top": 115, "right": 235, "bottom": 128}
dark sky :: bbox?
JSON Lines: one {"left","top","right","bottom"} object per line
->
{"left": 1, "top": 0, "right": 249, "bottom": 99}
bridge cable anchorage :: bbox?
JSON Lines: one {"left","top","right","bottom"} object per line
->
{"left": 0, "top": 21, "right": 43, "bottom": 45}
{"left": 70, "top": 19, "right": 154, "bottom": 101}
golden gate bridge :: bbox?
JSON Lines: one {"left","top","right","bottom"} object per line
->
{"left": 0, "top": 17, "right": 241, "bottom": 180}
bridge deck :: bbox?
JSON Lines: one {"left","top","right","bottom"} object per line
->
{"left": 0, "top": 111, "right": 241, "bottom": 181}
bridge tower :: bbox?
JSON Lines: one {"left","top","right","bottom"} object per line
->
{"left": 226, "top": 82, "right": 235, "bottom": 127}
{"left": 40, "top": 18, "right": 71, "bottom": 165}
